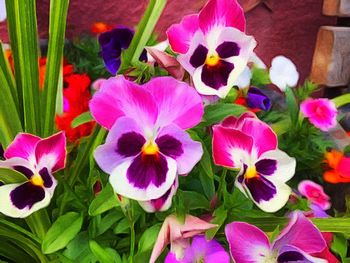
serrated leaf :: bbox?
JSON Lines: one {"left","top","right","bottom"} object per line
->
{"left": 71, "top": 111, "right": 93, "bottom": 128}
{"left": 88, "top": 183, "right": 119, "bottom": 216}
{"left": 0, "top": 168, "right": 28, "bottom": 184}
{"left": 42, "top": 212, "right": 83, "bottom": 254}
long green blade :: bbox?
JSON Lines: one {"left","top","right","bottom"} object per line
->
{"left": 41, "top": 0, "right": 69, "bottom": 136}
{"left": 5, "top": 0, "right": 41, "bottom": 135}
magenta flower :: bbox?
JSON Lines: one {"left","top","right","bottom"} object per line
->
{"left": 150, "top": 214, "right": 217, "bottom": 263}
{"left": 300, "top": 98, "right": 337, "bottom": 131}
{"left": 167, "top": 0, "right": 256, "bottom": 98}
{"left": 298, "top": 180, "right": 331, "bottom": 210}
{"left": 90, "top": 76, "right": 204, "bottom": 209}
{"left": 212, "top": 112, "right": 296, "bottom": 212}
{"left": 165, "top": 235, "right": 230, "bottom": 263}
{"left": 0, "top": 132, "right": 66, "bottom": 218}
{"left": 225, "top": 212, "right": 327, "bottom": 263}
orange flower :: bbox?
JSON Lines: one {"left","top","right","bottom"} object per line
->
{"left": 323, "top": 150, "right": 350, "bottom": 183}
{"left": 91, "top": 22, "right": 113, "bottom": 34}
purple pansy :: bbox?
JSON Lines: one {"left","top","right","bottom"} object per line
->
{"left": 90, "top": 76, "right": 204, "bottom": 209}
{"left": 212, "top": 112, "right": 296, "bottom": 212}
{"left": 165, "top": 235, "right": 230, "bottom": 263}
{"left": 99, "top": 27, "right": 147, "bottom": 75}
{"left": 0, "top": 132, "right": 66, "bottom": 218}
{"left": 167, "top": 0, "right": 256, "bottom": 98}
{"left": 225, "top": 212, "right": 327, "bottom": 263}
{"left": 247, "top": 87, "right": 271, "bottom": 111}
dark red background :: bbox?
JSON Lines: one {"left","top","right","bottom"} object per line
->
{"left": 0, "top": 0, "right": 336, "bottom": 81}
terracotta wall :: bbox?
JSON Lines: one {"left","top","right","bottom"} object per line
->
{"left": 0, "top": 0, "right": 336, "bottom": 82}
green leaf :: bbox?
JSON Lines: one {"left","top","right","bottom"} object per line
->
{"left": 205, "top": 205, "right": 227, "bottom": 239}
{"left": 113, "top": 218, "right": 130, "bottom": 235}
{"left": 331, "top": 233, "right": 348, "bottom": 260}
{"left": 88, "top": 183, "right": 119, "bottom": 216}
{"left": 180, "top": 190, "right": 210, "bottom": 210}
{"left": 137, "top": 224, "right": 161, "bottom": 254}
{"left": 71, "top": 111, "right": 93, "bottom": 128}
{"left": 250, "top": 66, "right": 270, "bottom": 87}
{"left": 119, "top": 0, "right": 167, "bottom": 72}
{"left": 89, "top": 241, "right": 121, "bottom": 263}
{"left": 96, "top": 209, "right": 125, "bottom": 236}
{"left": 0, "top": 168, "right": 27, "bottom": 184}
{"left": 41, "top": 0, "right": 69, "bottom": 136}
{"left": 203, "top": 103, "right": 246, "bottom": 125}
{"left": 5, "top": 0, "right": 41, "bottom": 134}
{"left": 268, "top": 225, "right": 280, "bottom": 243}
{"left": 285, "top": 87, "right": 299, "bottom": 126}
{"left": 198, "top": 172, "right": 215, "bottom": 200}
{"left": 42, "top": 212, "right": 83, "bottom": 254}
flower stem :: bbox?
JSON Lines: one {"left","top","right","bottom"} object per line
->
{"left": 25, "top": 209, "right": 51, "bottom": 240}
{"left": 129, "top": 221, "right": 135, "bottom": 263}
{"left": 332, "top": 93, "right": 350, "bottom": 108}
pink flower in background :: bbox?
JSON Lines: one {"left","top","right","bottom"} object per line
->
{"left": 90, "top": 76, "right": 203, "bottom": 211}
{"left": 225, "top": 212, "right": 327, "bottom": 263}
{"left": 150, "top": 214, "right": 217, "bottom": 263}
{"left": 212, "top": 112, "right": 296, "bottom": 212}
{"left": 0, "top": 132, "right": 66, "bottom": 218}
{"left": 298, "top": 180, "right": 331, "bottom": 210}
{"left": 301, "top": 98, "right": 337, "bottom": 131}
{"left": 167, "top": 0, "right": 256, "bottom": 98}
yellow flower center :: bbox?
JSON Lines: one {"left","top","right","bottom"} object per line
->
{"left": 142, "top": 141, "right": 159, "bottom": 155}
{"left": 245, "top": 165, "right": 258, "bottom": 179}
{"left": 205, "top": 53, "right": 220, "bottom": 67}
{"left": 30, "top": 174, "right": 44, "bottom": 187}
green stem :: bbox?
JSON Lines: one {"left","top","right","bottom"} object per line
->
{"left": 129, "top": 221, "right": 135, "bottom": 263}
{"left": 332, "top": 93, "right": 350, "bottom": 108}
{"left": 25, "top": 209, "right": 51, "bottom": 240}
{"left": 217, "top": 168, "right": 228, "bottom": 201}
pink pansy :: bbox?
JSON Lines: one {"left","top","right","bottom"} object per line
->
{"left": 167, "top": 0, "right": 256, "bottom": 98}
{"left": 300, "top": 98, "right": 337, "bottom": 131}
{"left": 298, "top": 180, "right": 331, "bottom": 210}
{"left": 90, "top": 76, "right": 203, "bottom": 207}
{"left": 150, "top": 214, "right": 217, "bottom": 263}
{"left": 0, "top": 132, "right": 66, "bottom": 218}
{"left": 212, "top": 112, "right": 296, "bottom": 212}
{"left": 225, "top": 212, "right": 327, "bottom": 263}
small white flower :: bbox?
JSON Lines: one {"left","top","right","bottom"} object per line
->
{"left": 233, "top": 66, "right": 251, "bottom": 89}
{"left": 0, "top": 0, "right": 6, "bottom": 22}
{"left": 269, "top": 55, "right": 299, "bottom": 91}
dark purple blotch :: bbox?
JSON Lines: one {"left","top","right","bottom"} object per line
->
{"left": 10, "top": 182, "right": 45, "bottom": 210}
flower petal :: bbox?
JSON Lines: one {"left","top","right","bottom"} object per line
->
{"left": 269, "top": 56, "right": 299, "bottom": 91}
{"left": 0, "top": 183, "right": 52, "bottom": 218}
{"left": 0, "top": 157, "right": 34, "bottom": 178}
{"left": 35, "top": 132, "right": 66, "bottom": 172}
{"left": 156, "top": 124, "right": 203, "bottom": 175}
{"left": 258, "top": 150, "right": 296, "bottom": 183}
{"left": 89, "top": 76, "right": 158, "bottom": 130}
{"left": 247, "top": 87, "right": 272, "bottom": 111}
{"left": 298, "top": 180, "right": 331, "bottom": 210}
{"left": 138, "top": 178, "right": 178, "bottom": 213}
{"left": 273, "top": 212, "right": 327, "bottom": 254}
{"left": 225, "top": 221, "right": 271, "bottom": 263}
{"left": 198, "top": 0, "right": 245, "bottom": 34}
{"left": 212, "top": 125, "right": 253, "bottom": 168}
{"left": 94, "top": 117, "right": 145, "bottom": 174}
{"left": 109, "top": 154, "right": 177, "bottom": 201}
{"left": 4, "top": 133, "right": 40, "bottom": 163}
{"left": 278, "top": 245, "right": 327, "bottom": 263}
{"left": 145, "top": 77, "right": 204, "bottom": 130}
{"left": 167, "top": 14, "right": 199, "bottom": 54}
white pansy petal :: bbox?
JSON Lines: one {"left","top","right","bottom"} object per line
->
{"left": 233, "top": 66, "right": 251, "bottom": 89}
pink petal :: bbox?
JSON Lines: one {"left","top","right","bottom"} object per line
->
{"left": 167, "top": 14, "right": 199, "bottom": 54}
{"left": 212, "top": 125, "right": 253, "bottom": 168}
{"left": 225, "top": 222, "right": 271, "bottom": 263}
{"left": 221, "top": 112, "right": 256, "bottom": 129}
{"left": 89, "top": 76, "right": 158, "bottom": 130}
{"left": 4, "top": 133, "right": 41, "bottom": 162}
{"left": 298, "top": 180, "right": 331, "bottom": 210}
{"left": 337, "top": 157, "right": 350, "bottom": 178}
{"left": 273, "top": 212, "right": 327, "bottom": 254}
{"left": 35, "top": 132, "right": 67, "bottom": 172}
{"left": 145, "top": 77, "right": 204, "bottom": 130}
{"left": 150, "top": 214, "right": 216, "bottom": 263}
{"left": 198, "top": 0, "right": 245, "bottom": 34}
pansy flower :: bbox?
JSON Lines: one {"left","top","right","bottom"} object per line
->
{"left": 301, "top": 98, "right": 337, "bottom": 132}
{"left": 212, "top": 112, "right": 296, "bottom": 212}
{"left": 0, "top": 132, "right": 66, "bottom": 218}
{"left": 150, "top": 214, "right": 217, "bottom": 263}
{"left": 90, "top": 76, "right": 203, "bottom": 207}
{"left": 225, "top": 212, "right": 327, "bottom": 263}
{"left": 167, "top": 0, "right": 256, "bottom": 98}
{"left": 298, "top": 180, "right": 331, "bottom": 210}
{"left": 99, "top": 27, "right": 147, "bottom": 75}
{"left": 164, "top": 235, "right": 230, "bottom": 263}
